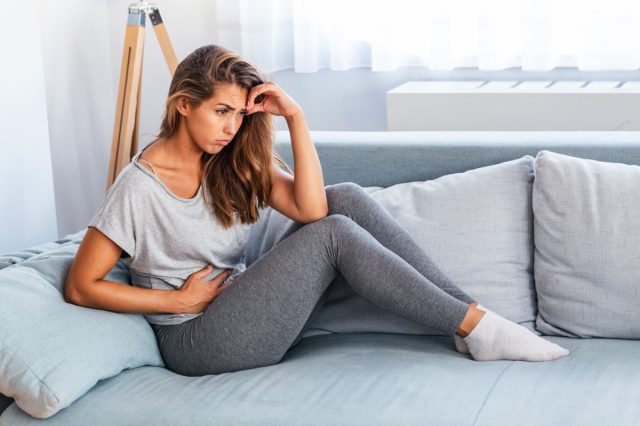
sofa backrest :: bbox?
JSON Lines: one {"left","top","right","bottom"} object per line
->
{"left": 274, "top": 131, "right": 640, "bottom": 186}
{"left": 270, "top": 130, "right": 640, "bottom": 341}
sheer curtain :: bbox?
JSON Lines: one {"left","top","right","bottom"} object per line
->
{"left": 215, "top": 0, "right": 640, "bottom": 73}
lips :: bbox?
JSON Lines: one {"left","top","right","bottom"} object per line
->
{"left": 216, "top": 140, "right": 231, "bottom": 146}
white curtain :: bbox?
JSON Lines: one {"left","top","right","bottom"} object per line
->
{"left": 216, "top": 0, "right": 640, "bottom": 72}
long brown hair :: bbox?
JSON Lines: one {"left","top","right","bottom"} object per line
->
{"left": 157, "top": 45, "right": 292, "bottom": 228}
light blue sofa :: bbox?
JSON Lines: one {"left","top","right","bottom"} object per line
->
{"left": 1, "top": 131, "right": 640, "bottom": 425}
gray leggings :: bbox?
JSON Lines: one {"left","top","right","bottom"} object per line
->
{"left": 152, "top": 182, "right": 475, "bottom": 376}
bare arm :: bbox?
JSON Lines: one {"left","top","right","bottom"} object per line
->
{"left": 64, "top": 227, "right": 181, "bottom": 314}
{"left": 246, "top": 81, "right": 328, "bottom": 222}
{"left": 285, "top": 111, "right": 328, "bottom": 219}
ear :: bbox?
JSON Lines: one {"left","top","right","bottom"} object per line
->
{"left": 176, "top": 97, "right": 190, "bottom": 117}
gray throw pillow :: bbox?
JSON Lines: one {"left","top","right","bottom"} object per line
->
{"left": 533, "top": 150, "right": 640, "bottom": 339}
{"left": 244, "top": 156, "right": 537, "bottom": 336}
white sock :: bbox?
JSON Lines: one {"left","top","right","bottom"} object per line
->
{"left": 462, "top": 310, "right": 570, "bottom": 362}
{"left": 453, "top": 304, "right": 488, "bottom": 354}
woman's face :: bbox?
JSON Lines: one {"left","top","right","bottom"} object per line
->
{"left": 179, "top": 83, "right": 249, "bottom": 155}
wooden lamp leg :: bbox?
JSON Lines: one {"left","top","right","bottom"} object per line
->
{"left": 131, "top": 40, "right": 143, "bottom": 162}
{"left": 106, "top": 3, "right": 178, "bottom": 190}
{"left": 149, "top": 8, "right": 179, "bottom": 75}
{"left": 107, "top": 7, "right": 145, "bottom": 190}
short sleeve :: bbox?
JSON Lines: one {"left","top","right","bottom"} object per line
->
{"left": 88, "top": 171, "right": 137, "bottom": 259}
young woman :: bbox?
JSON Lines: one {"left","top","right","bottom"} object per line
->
{"left": 64, "top": 45, "right": 569, "bottom": 376}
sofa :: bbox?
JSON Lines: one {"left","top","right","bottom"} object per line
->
{"left": 1, "top": 130, "right": 640, "bottom": 425}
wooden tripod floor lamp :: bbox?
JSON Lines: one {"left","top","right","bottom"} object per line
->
{"left": 106, "top": 2, "right": 178, "bottom": 190}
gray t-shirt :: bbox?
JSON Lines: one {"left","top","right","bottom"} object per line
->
{"left": 88, "top": 148, "right": 254, "bottom": 325}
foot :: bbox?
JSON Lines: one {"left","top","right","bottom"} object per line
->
{"left": 454, "top": 304, "right": 488, "bottom": 354}
{"left": 463, "top": 310, "right": 570, "bottom": 362}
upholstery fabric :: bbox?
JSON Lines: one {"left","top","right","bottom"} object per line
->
{"left": 1, "top": 333, "right": 637, "bottom": 426}
{"left": 246, "top": 157, "right": 537, "bottom": 337}
{"left": 533, "top": 150, "right": 640, "bottom": 338}
{"left": 0, "top": 233, "right": 163, "bottom": 419}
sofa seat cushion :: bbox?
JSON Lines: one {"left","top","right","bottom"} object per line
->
{"left": 474, "top": 337, "right": 640, "bottom": 424}
{"left": 2, "top": 334, "right": 638, "bottom": 426}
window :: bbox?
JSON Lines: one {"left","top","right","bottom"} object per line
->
{"left": 216, "top": 0, "right": 640, "bottom": 72}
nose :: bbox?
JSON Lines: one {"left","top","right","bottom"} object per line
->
{"left": 223, "top": 115, "right": 241, "bottom": 135}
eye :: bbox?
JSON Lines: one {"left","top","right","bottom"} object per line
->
{"left": 215, "top": 109, "right": 228, "bottom": 116}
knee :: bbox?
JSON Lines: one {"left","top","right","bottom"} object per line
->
{"left": 314, "top": 214, "right": 354, "bottom": 237}
{"left": 296, "top": 215, "right": 356, "bottom": 261}
{"left": 326, "top": 182, "right": 365, "bottom": 214}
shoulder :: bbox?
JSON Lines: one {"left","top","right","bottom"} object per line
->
{"left": 105, "top": 162, "right": 154, "bottom": 201}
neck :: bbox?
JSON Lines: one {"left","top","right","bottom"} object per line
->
{"left": 161, "top": 127, "right": 204, "bottom": 171}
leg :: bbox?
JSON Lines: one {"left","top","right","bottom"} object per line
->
{"left": 324, "top": 183, "right": 486, "bottom": 354}
{"left": 325, "top": 182, "right": 477, "bottom": 305}
{"left": 152, "top": 215, "right": 471, "bottom": 376}
{"left": 455, "top": 304, "right": 485, "bottom": 337}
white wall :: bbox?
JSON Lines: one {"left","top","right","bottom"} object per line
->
{"left": 0, "top": 0, "right": 58, "bottom": 253}
{"left": 38, "top": 0, "right": 115, "bottom": 243}
{"left": 36, "top": 0, "right": 218, "bottom": 239}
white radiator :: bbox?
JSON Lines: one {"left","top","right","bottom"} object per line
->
{"left": 386, "top": 81, "right": 640, "bottom": 131}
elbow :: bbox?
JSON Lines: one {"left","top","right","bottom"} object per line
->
{"left": 295, "top": 194, "right": 329, "bottom": 223}
{"left": 317, "top": 201, "right": 329, "bottom": 220}
{"left": 63, "top": 279, "right": 83, "bottom": 305}
{"left": 318, "top": 206, "right": 330, "bottom": 221}
{"left": 63, "top": 288, "right": 77, "bottom": 305}
{"left": 301, "top": 206, "right": 329, "bottom": 223}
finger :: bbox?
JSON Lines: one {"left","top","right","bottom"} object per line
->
{"left": 246, "top": 102, "right": 266, "bottom": 115}
{"left": 211, "top": 269, "right": 232, "bottom": 283}
{"left": 217, "top": 280, "right": 232, "bottom": 290}
{"left": 247, "top": 83, "right": 275, "bottom": 110}
{"left": 196, "top": 264, "right": 214, "bottom": 277}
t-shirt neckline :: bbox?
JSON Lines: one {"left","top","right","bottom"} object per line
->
{"left": 132, "top": 143, "right": 203, "bottom": 203}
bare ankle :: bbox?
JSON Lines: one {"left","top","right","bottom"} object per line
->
{"left": 455, "top": 304, "right": 485, "bottom": 337}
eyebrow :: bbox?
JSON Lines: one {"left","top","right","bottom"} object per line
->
{"left": 217, "top": 103, "right": 247, "bottom": 112}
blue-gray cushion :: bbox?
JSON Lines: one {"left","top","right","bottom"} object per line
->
{"left": 245, "top": 156, "right": 537, "bottom": 337}
{"left": 533, "top": 150, "right": 640, "bottom": 339}
{"left": 0, "top": 231, "right": 85, "bottom": 270}
{"left": 1, "top": 333, "right": 636, "bottom": 426}
{"left": 0, "top": 232, "right": 164, "bottom": 419}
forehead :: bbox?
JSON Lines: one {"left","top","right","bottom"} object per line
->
{"left": 209, "top": 83, "right": 249, "bottom": 108}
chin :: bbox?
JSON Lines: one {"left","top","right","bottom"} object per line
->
{"left": 203, "top": 145, "right": 224, "bottom": 155}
